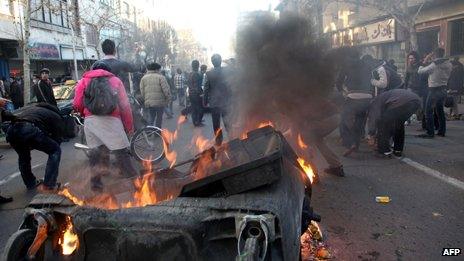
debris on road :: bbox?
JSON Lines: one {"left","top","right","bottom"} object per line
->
{"left": 375, "top": 196, "right": 391, "bottom": 203}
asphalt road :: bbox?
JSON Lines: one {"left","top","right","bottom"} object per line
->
{"left": 1, "top": 104, "right": 463, "bottom": 260}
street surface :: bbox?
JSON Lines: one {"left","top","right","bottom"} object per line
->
{"left": 1, "top": 104, "right": 463, "bottom": 260}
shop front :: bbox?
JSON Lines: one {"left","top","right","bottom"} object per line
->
{"left": 330, "top": 18, "right": 406, "bottom": 72}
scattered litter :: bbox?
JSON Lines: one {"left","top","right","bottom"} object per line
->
{"left": 432, "top": 212, "right": 443, "bottom": 217}
{"left": 375, "top": 196, "right": 391, "bottom": 203}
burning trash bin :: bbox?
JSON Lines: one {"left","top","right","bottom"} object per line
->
{"left": 3, "top": 126, "right": 319, "bottom": 261}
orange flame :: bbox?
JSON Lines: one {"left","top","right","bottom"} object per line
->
{"left": 297, "top": 134, "right": 308, "bottom": 149}
{"left": 161, "top": 129, "right": 177, "bottom": 168}
{"left": 297, "top": 157, "right": 315, "bottom": 184}
{"left": 257, "top": 121, "right": 274, "bottom": 128}
{"left": 131, "top": 174, "right": 157, "bottom": 207}
{"left": 59, "top": 216, "right": 79, "bottom": 255}
{"left": 194, "top": 135, "right": 210, "bottom": 152}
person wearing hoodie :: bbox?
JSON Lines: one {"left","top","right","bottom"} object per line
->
{"left": 73, "top": 62, "right": 137, "bottom": 191}
{"left": 417, "top": 48, "right": 453, "bottom": 138}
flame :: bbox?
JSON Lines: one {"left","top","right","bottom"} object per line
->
{"left": 177, "top": 115, "right": 187, "bottom": 125}
{"left": 257, "top": 121, "right": 274, "bottom": 128}
{"left": 59, "top": 188, "right": 84, "bottom": 206}
{"left": 297, "top": 157, "right": 315, "bottom": 184}
{"left": 194, "top": 135, "right": 210, "bottom": 152}
{"left": 160, "top": 129, "right": 177, "bottom": 168}
{"left": 297, "top": 134, "right": 308, "bottom": 149}
{"left": 59, "top": 216, "right": 79, "bottom": 255}
{"left": 131, "top": 174, "right": 157, "bottom": 207}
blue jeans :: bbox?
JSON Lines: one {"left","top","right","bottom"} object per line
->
{"left": 7, "top": 122, "right": 61, "bottom": 188}
{"left": 425, "top": 87, "right": 446, "bottom": 136}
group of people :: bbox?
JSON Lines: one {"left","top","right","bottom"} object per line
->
{"left": 0, "top": 38, "right": 233, "bottom": 201}
{"left": 336, "top": 47, "right": 461, "bottom": 162}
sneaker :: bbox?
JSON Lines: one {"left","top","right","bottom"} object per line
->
{"left": 376, "top": 151, "right": 392, "bottom": 158}
{"left": 324, "top": 166, "right": 345, "bottom": 177}
{"left": 38, "top": 183, "right": 61, "bottom": 193}
{"left": 393, "top": 151, "right": 402, "bottom": 157}
{"left": 436, "top": 133, "right": 445, "bottom": 137}
{"left": 0, "top": 195, "right": 13, "bottom": 204}
{"left": 417, "top": 134, "right": 434, "bottom": 139}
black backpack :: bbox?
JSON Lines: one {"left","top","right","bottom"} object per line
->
{"left": 84, "top": 77, "right": 118, "bottom": 115}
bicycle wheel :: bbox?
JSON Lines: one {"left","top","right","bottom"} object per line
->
{"left": 130, "top": 126, "right": 165, "bottom": 163}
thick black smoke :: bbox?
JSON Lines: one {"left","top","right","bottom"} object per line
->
{"left": 229, "top": 12, "right": 341, "bottom": 135}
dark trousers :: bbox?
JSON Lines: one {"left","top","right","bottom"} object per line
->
{"left": 89, "top": 145, "right": 138, "bottom": 183}
{"left": 190, "top": 94, "right": 203, "bottom": 126}
{"left": 8, "top": 122, "right": 61, "bottom": 188}
{"left": 425, "top": 87, "right": 446, "bottom": 136}
{"left": 177, "top": 88, "right": 185, "bottom": 106}
{"left": 339, "top": 98, "right": 371, "bottom": 149}
{"left": 211, "top": 107, "right": 230, "bottom": 145}
{"left": 377, "top": 101, "right": 420, "bottom": 153}
{"left": 147, "top": 106, "right": 164, "bottom": 128}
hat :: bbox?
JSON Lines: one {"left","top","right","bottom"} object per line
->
{"left": 40, "top": 68, "right": 50, "bottom": 74}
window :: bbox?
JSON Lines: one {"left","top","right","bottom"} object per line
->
{"left": 417, "top": 28, "right": 440, "bottom": 57}
{"left": 123, "top": 2, "right": 129, "bottom": 18}
{"left": 86, "top": 24, "right": 98, "bottom": 46}
{"left": 31, "top": 0, "right": 70, "bottom": 28}
{"left": 450, "top": 19, "right": 464, "bottom": 56}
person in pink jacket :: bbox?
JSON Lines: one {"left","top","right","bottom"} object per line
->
{"left": 74, "top": 62, "right": 137, "bottom": 191}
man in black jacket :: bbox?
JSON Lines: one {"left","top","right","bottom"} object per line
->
{"left": 367, "top": 89, "right": 421, "bottom": 157}
{"left": 95, "top": 39, "right": 136, "bottom": 92}
{"left": 1, "top": 103, "right": 64, "bottom": 191}
{"left": 0, "top": 98, "right": 13, "bottom": 204}
{"left": 32, "top": 68, "right": 57, "bottom": 106}
{"left": 188, "top": 60, "right": 204, "bottom": 127}
{"left": 336, "top": 50, "right": 373, "bottom": 156}
{"left": 204, "top": 54, "right": 231, "bottom": 145}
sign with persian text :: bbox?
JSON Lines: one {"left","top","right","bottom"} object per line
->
{"left": 332, "top": 18, "right": 396, "bottom": 47}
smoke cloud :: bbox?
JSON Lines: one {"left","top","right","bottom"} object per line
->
{"left": 229, "top": 12, "right": 341, "bottom": 136}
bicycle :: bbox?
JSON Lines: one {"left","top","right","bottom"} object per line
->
{"left": 71, "top": 94, "right": 167, "bottom": 164}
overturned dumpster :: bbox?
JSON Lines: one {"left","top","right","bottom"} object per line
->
{"left": 3, "top": 126, "right": 319, "bottom": 261}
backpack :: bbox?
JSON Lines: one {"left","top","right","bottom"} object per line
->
{"left": 84, "top": 77, "right": 118, "bottom": 115}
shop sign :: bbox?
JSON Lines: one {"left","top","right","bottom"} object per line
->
{"left": 332, "top": 18, "right": 396, "bottom": 47}
{"left": 29, "top": 43, "right": 60, "bottom": 60}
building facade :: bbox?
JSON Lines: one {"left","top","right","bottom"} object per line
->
{"left": 0, "top": 0, "right": 156, "bottom": 81}
{"left": 321, "top": 0, "right": 464, "bottom": 74}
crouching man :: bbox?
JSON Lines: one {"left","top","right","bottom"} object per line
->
{"left": 368, "top": 89, "right": 421, "bottom": 157}
{"left": 1, "top": 102, "right": 64, "bottom": 191}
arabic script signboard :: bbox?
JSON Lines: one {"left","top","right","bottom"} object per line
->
{"left": 332, "top": 19, "right": 396, "bottom": 47}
